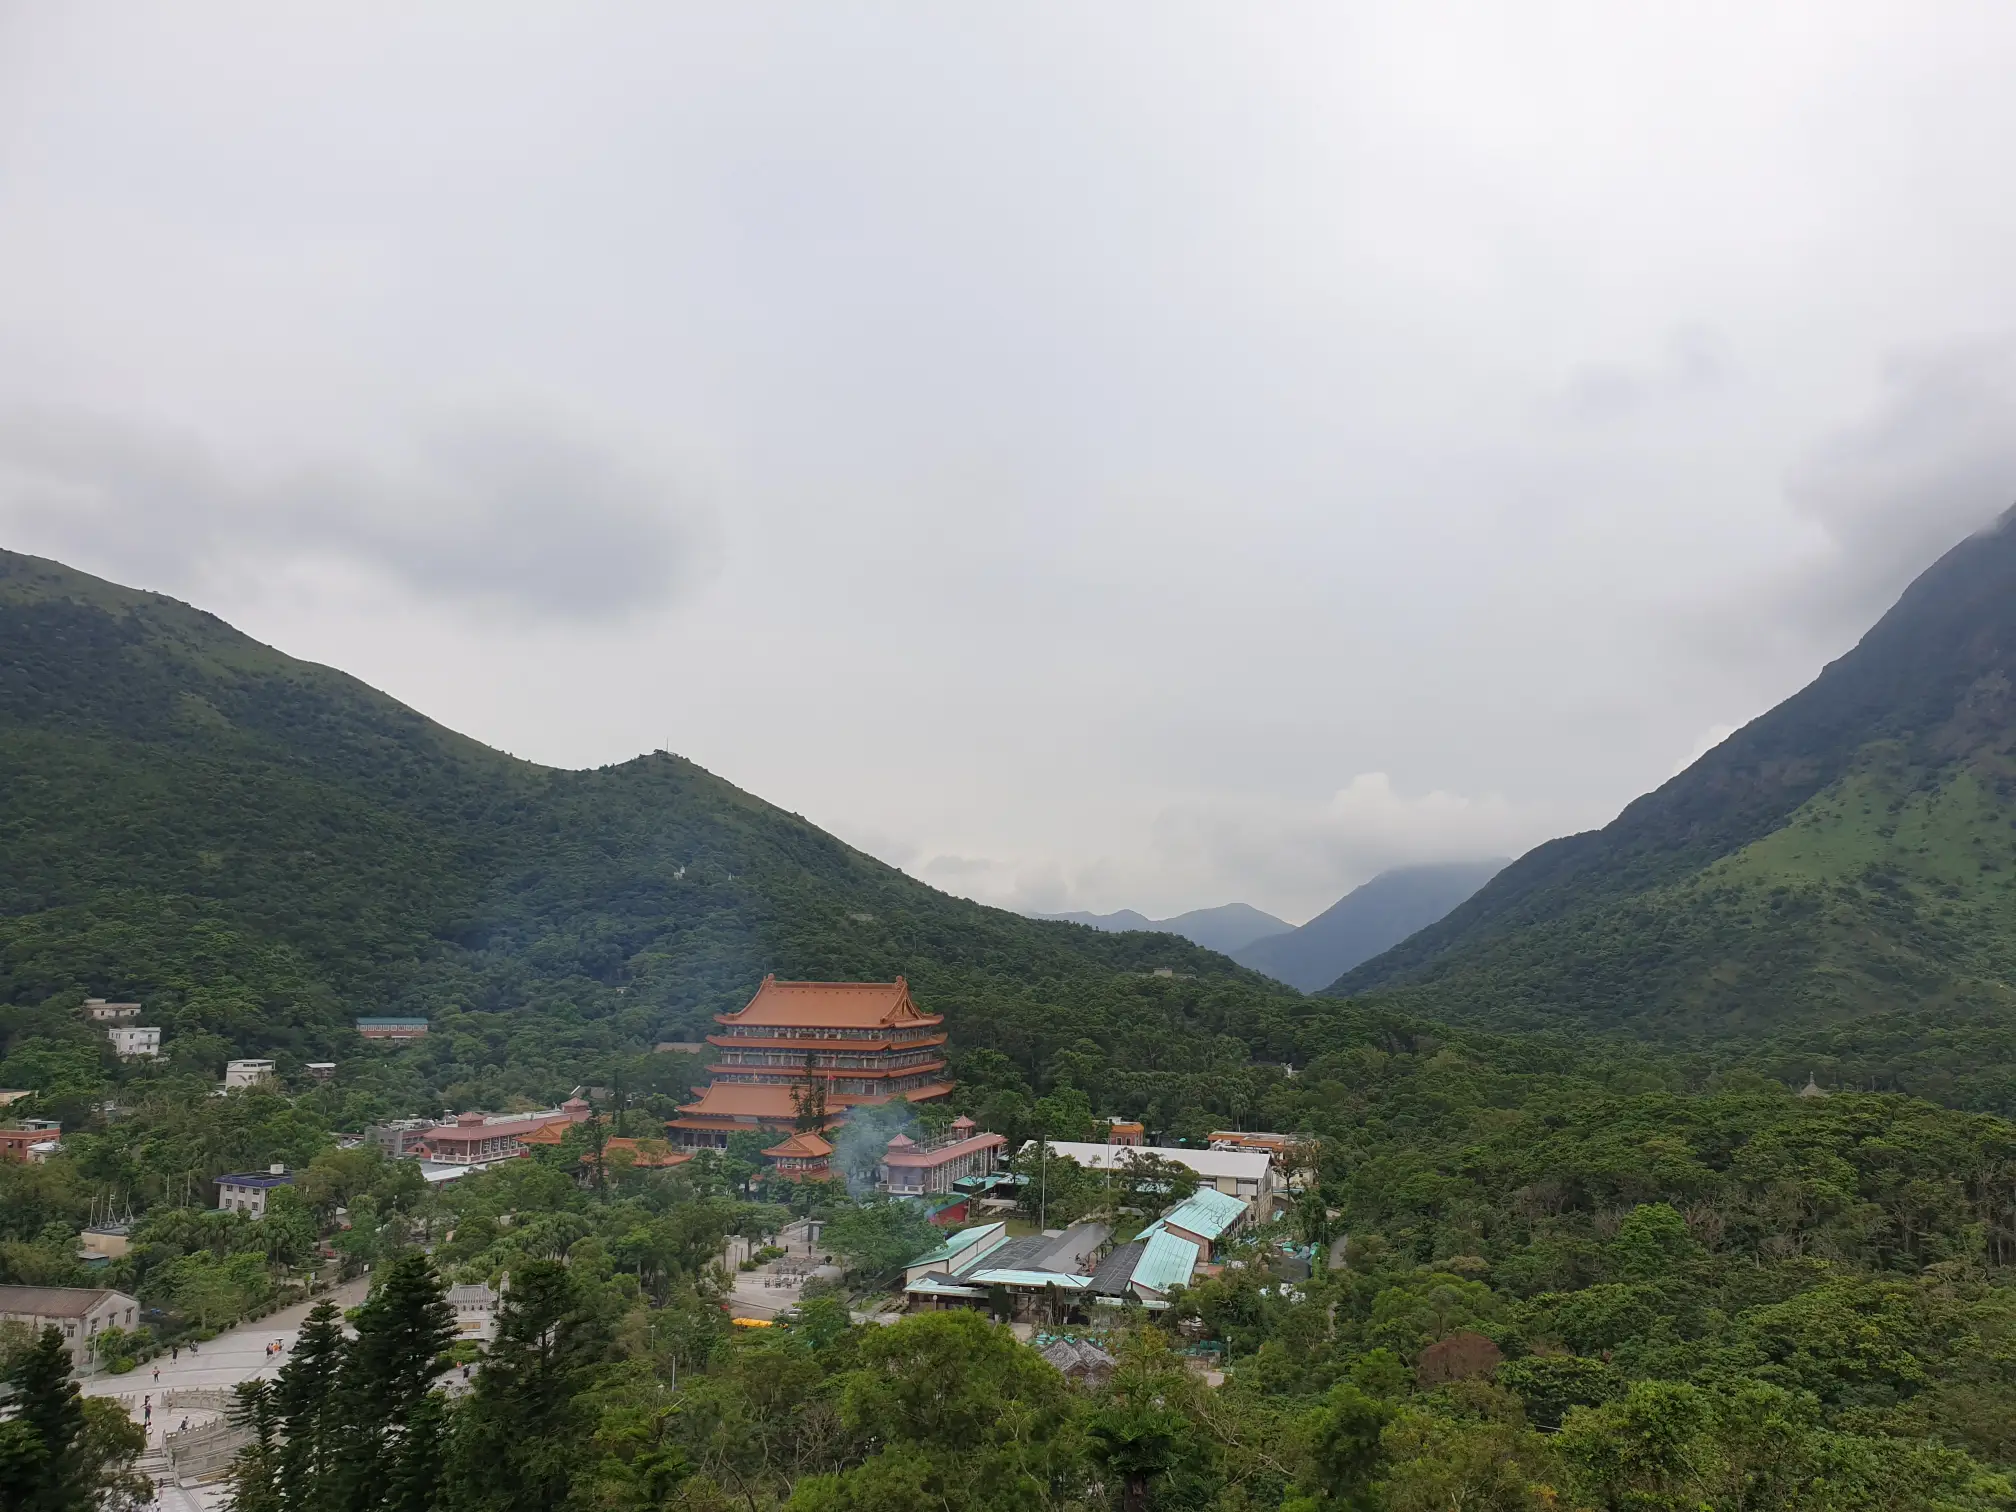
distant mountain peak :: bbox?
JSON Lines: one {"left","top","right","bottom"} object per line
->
{"left": 1031, "top": 901, "right": 1293, "bottom": 956}
{"left": 1231, "top": 861, "right": 1506, "bottom": 992}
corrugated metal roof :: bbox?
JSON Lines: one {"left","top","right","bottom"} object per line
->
{"left": 1088, "top": 1241, "right": 1146, "bottom": 1295}
{"left": 905, "top": 1277, "right": 987, "bottom": 1297}
{"left": 1159, "top": 1186, "right": 1248, "bottom": 1240}
{"left": 1129, "top": 1232, "right": 1200, "bottom": 1295}
{"left": 909, "top": 1222, "right": 1004, "bottom": 1270}
{"left": 1021, "top": 1141, "right": 1271, "bottom": 1183}
{"left": 967, "top": 1270, "right": 1092, "bottom": 1290}
{"left": 961, "top": 1235, "right": 1050, "bottom": 1274}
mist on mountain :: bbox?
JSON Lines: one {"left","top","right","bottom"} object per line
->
{"left": 1230, "top": 861, "right": 1508, "bottom": 992}
{"left": 1030, "top": 901, "right": 1292, "bottom": 956}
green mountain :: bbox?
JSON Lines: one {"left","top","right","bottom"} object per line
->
{"left": 0, "top": 548, "right": 1315, "bottom": 1113}
{"left": 1330, "top": 506, "right": 2016, "bottom": 1112}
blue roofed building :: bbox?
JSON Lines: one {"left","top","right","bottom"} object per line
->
{"left": 900, "top": 1181, "right": 1255, "bottom": 1318}
{"left": 215, "top": 1165, "right": 294, "bottom": 1219}
{"left": 1132, "top": 1186, "right": 1250, "bottom": 1261}
{"left": 1127, "top": 1230, "right": 1202, "bottom": 1301}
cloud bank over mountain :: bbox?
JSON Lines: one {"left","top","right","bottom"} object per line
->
{"left": 4, "top": 4, "right": 2016, "bottom": 918}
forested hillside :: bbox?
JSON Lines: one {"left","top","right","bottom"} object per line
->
{"left": 1331, "top": 508, "right": 2016, "bottom": 1113}
{"left": 0, "top": 548, "right": 1304, "bottom": 1111}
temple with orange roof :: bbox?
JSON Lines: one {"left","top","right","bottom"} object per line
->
{"left": 762, "top": 1130, "right": 834, "bottom": 1181}
{"left": 669, "top": 976, "right": 953, "bottom": 1148}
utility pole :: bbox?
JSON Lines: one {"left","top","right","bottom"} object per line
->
{"left": 1038, "top": 1120, "right": 1048, "bottom": 1231}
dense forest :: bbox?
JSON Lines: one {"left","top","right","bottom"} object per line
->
{"left": 8, "top": 1038, "right": 2015, "bottom": 1511}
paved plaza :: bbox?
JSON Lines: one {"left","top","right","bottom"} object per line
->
{"left": 80, "top": 1278, "right": 370, "bottom": 1507}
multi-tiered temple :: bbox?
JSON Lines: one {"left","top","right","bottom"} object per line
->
{"left": 669, "top": 977, "right": 953, "bottom": 1148}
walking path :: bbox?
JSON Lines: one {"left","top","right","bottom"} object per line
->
{"left": 81, "top": 1277, "right": 371, "bottom": 1481}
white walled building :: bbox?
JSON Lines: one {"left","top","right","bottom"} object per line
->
{"left": 83, "top": 999, "right": 142, "bottom": 1023}
{"left": 106, "top": 1025, "right": 160, "bottom": 1058}
{"left": 1021, "top": 1141, "right": 1275, "bottom": 1201}
{"left": 446, "top": 1283, "right": 499, "bottom": 1340}
{"left": 0, "top": 1286, "right": 140, "bottom": 1369}
{"left": 224, "top": 1059, "right": 275, "bottom": 1089}
{"left": 215, "top": 1166, "right": 294, "bottom": 1218}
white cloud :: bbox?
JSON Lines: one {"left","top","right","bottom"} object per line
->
{"left": 1781, "top": 339, "right": 2016, "bottom": 637}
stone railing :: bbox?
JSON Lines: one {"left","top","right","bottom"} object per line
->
{"left": 164, "top": 1387, "right": 236, "bottom": 1412}
{"left": 167, "top": 1417, "right": 251, "bottom": 1485}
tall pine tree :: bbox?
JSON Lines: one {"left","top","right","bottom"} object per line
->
{"left": 227, "top": 1380, "right": 284, "bottom": 1512}
{"left": 338, "top": 1253, "right": 456, "bottom": 1512}
{"left": 446, "top": 1260, "right": 611, "bottom": 1512}
{"left": 0, "top": 1328, "right": 92, "bottom": 1512}
{"left": 275, "top": 1301, "right": 348, "bottom": 1512}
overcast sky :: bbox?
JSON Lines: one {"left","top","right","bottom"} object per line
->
{"left": 5, "top": 3, "right": 2016, "bottom": 923}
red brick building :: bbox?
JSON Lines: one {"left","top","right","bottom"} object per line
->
{"left": 879, "top": 1117, "right": 1007, "bottom": 1196}
{"left": 670, "top": 977, "right": 953, "bottom": 1148}
{"left": 414, "top": 1101, "right": 592, "bottom": 1165}
{"left": 0, "top": 1125, "right": 58, "bottom": 1163}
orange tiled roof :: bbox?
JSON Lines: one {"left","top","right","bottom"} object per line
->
{"left": 831, "top": 1081, "right": 956, "bottom": 1107}
{"left": 715, "top": 976, "right": 942, "bottom": 1030}
{"left": 706, "top": 1060, "right": 945, "bottom": 1081}
{"left": 674, "top": 1079, "right": 958, "bottom": 1127}
{"left": 705, "top": 1033, "right": 947, "bottom": 1052}
{"left": 882, "top": 1130, "right": 1007, "bottom": 1167}
{"left": 763, "top": 1131, "right": 834, "bottom": 1159}
{"left": 521, "top": 1123, "right": 567, "bottom": 1146}
{"left": 675, "top": 1084, "right": 806, "bottom": 1120}
{"left": 421, "top": 1116, "right": 553, "bottom": 1145}
{"left": 588, "top": 1137, "right": 691, "bottom": 1169}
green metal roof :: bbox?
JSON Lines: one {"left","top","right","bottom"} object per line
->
{"left": 907, "top": 1223, "right": 1004, "bottom": 1271}
{"left": 1129, "top": 1231, "right": 1200, "bottom": 1295}
{"left": 904, "top": 1278, "right": 986, "bottom": 1297}
{"left": 1157, "top": 1186, "right": 1247, "bottom": 1241}
{"left": 967, "top": 1269, "right": 1091, "bottom": 1290}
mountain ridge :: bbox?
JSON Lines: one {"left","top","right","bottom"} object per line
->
{"left": 0, "top": 547, "right": 1314, "bottom": 1116}
{"left": 1031, "top": 901, "right": 1292, "bottom": 955}
{"left": 1325, "top": 506, "right": 2016, "bottom": 1109}
{"left": 1232, "top": 860, "right": 1505, "bottom": 992}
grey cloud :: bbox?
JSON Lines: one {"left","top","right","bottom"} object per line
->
{"left": 0, "top": 407, "right": 714, "bottom": 622}
{"left": 10, "top": 6, "right": 2016, "bottom": 922}
{"left": 1780, "top": 339, "right": 2016, "bottom": 640}
{"left": 1143, "top": 773, "right": 1584, "bottom": 919}
{"left": 1555, "top": 327, "right": 1729, "bottom": 424}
